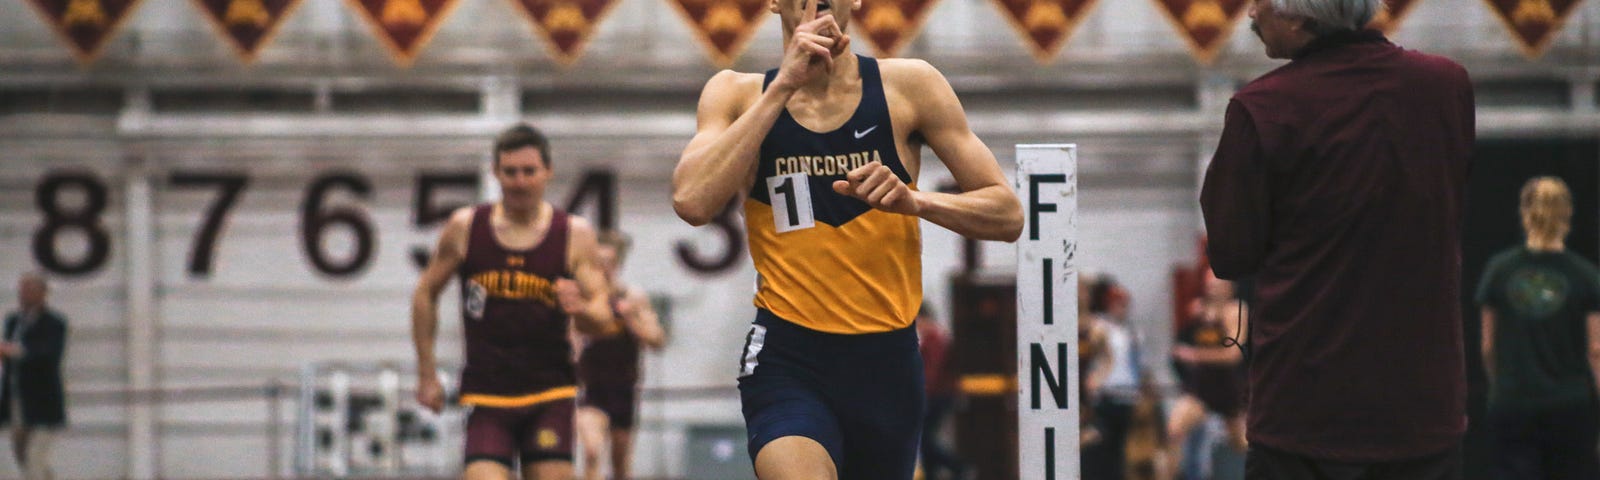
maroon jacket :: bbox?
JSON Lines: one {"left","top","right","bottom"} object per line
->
{"left": 1200, "top": 30, "right": 1474, "bottom": 461}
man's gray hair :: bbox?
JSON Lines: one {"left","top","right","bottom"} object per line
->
{"left": 1272, "top": 0, "right": 1382, "bottom": 34}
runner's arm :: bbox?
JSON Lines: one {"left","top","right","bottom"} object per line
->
{"left": 901, "top": 60, "right": 1022, "bottom": 241}
{"left": 412, "top": 209, "right": 471, "bottom": 386}
{"left": 673, "top": 71, "right": 792, "bottom": 225}
{"left": 567, "top": 217, "right": 617, "bottom": 335}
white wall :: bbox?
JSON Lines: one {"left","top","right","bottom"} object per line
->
{"left": 0, "top": 128, "right": 1207, "bottom": 477}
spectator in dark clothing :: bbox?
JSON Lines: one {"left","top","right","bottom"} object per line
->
{"left": 1, "top": 272, "right": 68, "bottom": 480}
{"left": 917, "top": 304, "right": 970, "bottom": 480}
{"left": 1478, "top": 177, "right": 1600, "bottom": 480}
{"left": 1199, "top": 0, "right": 1475, "bottom": 478}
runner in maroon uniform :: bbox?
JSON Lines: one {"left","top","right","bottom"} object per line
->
{"left": 1167, "top": 270, "right": 1249, "bottom": 477}
{"left": 575, "top": 231, "right": 665, "bottom": 480}
{"left": 413, "top": 123, "right": 616, "bottom": 480}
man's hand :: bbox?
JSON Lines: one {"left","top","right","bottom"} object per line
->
{"left": 555, "top": 278, "right": 586, "bottom": 316}
{"left": 616, "top": 296, "right": 641, "bottom": 321}
{"left": 416, "top": 373, "right": 445, "bottom": 413}
{"left": 833, "top": 161, "right": 920, "bottom": 215}
{"left": 1172, "top": 345, "right": 1198, "bottom": 363}
{"left": 769, "top": 0, "right": 849, "bottom": 93}
{"left": 0, "top": 342, "right": 22, "bottom": 359}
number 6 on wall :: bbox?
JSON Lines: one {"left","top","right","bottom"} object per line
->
{"left": 300, "top": 173, "right": 376, "bottom": 277}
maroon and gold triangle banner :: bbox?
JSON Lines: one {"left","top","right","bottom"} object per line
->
{"left": 1152, "top": 0, "right": 1249, "bottom": 64}
{"left": 23, "top": 0, "right": 145, "bottom": 63}
{"left": 666, "top": 0, "right": 770, "bottom": 66}
{"left": 1367, "top": 0, "right": 1420, "bottom": 33}
{"left": 1483, "top": 0, "right": 1584, "bottom": 58}
{"left": 193, "top": 0, "right": 305, "bottom": 62}
{"left": 989, "top": 0, "right": 1099, "bottom": 63}
{"left": 508, "top": 0, "right": 621, "bottom": 65}
{"left": 851, "top": 0, "right": 941, "bottom": 58}
{"left": 345, "top": 0, "right": 462, "bottom": 65}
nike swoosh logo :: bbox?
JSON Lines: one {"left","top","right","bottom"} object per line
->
{"left": 853, "top": 125, "right": 877, "bottom": 139}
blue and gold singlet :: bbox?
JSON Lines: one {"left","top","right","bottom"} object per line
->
{"left": 746, "top": 55, "right": 921, "bottom": 334}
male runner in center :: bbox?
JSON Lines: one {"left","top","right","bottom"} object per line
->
{"left": 672, "top": 0, "right": 1023, "bottom": 476}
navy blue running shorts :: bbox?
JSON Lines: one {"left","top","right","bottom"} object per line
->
{"left": 737, "top": 308, "right": 925, "bottom": 480}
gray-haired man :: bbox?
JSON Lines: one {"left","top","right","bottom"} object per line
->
{"left": 1200, "top": 0, "right": 1475, "bottom": 478}
{"left": 2, "top": 273, "right": 68, "bottom": 480}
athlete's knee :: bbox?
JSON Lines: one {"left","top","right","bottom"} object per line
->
{"left": 524, "top": 459, "right": 574, "bottom": 480}
{"left": 580, "top": 444, "right": 603, "bottom": 465}
{"left": 755, "top": 436, "right": 837, "bottom": 480}
{"left": 463, "top": 459, "right": 516, "bottom": 480}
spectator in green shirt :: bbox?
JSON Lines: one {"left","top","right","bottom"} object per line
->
{"left": 1478, "top": 176, "right": 1600, "bottom": 480}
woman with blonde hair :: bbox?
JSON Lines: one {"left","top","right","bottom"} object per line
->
{"left": 1477, "top": 176, "right": 1600, "bottom": 479}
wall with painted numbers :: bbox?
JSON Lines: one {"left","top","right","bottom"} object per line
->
{"left": 0, "top": 136, "right": 760, "bottom": 477}
{"left": 0, "top": 125, "right": 1204, "bottom": 477}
